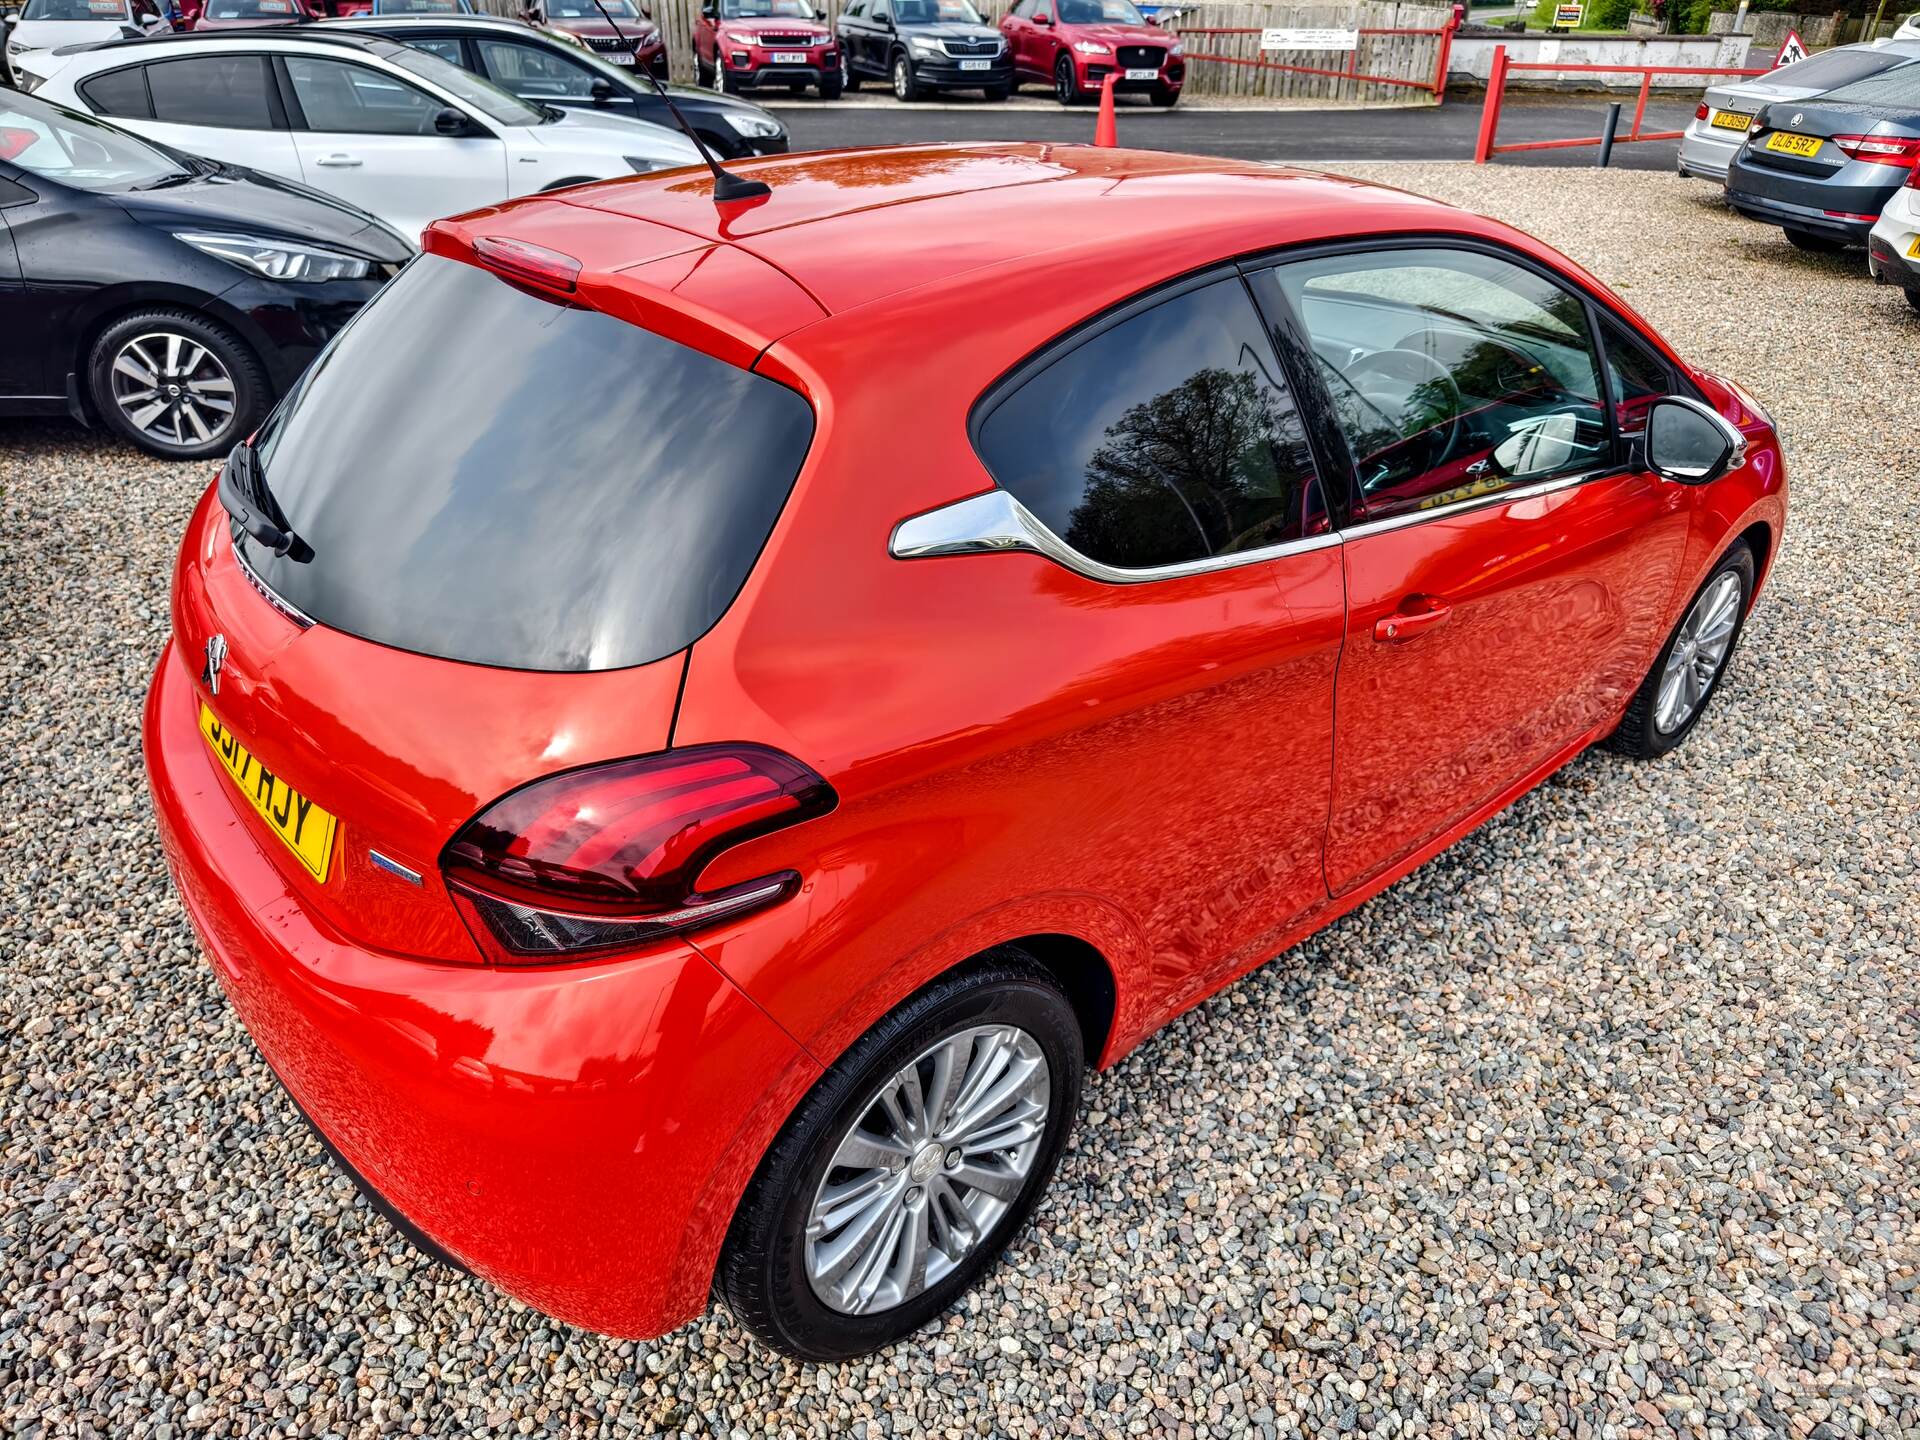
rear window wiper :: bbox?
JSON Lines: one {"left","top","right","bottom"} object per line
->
{"left": 219, "top": 441, "right": 313, "bottom": 564}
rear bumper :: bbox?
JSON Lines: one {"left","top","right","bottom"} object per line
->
{"left": 1724, "top": 185, "right": 1874, "bottom": 244}
{"left": 1868, "top": 231, "right": 1920, "bottom": 291}
{"left": 1676, "top": 125, "right": 1736, "bottom": 182}
{"left": 142, "top": 636, "right": 821, "bottom": 1339}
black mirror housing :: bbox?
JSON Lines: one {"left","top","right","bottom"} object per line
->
{"left": 433, "top": 106, "right": 471, "bottom": 136}
{"left": 589, "top": 75, "right": 615, "bottom": 102}
{"left": 1643, "top": 395, "right": 1746, "bottom": 484}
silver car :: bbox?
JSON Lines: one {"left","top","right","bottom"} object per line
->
{"left": 1678, "top": 39, "right": 1920, "bottom": 183}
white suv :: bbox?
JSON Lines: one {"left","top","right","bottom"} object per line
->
{"left": 16, "top": 30, "right": 701, "bottom": 240}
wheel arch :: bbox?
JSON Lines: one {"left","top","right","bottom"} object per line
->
{"left": 69, "top": 285, "right": 267, "bottom": 418}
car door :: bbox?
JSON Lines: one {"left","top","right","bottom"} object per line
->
{"left": 116, "top": 54, "right": 304, "bottom": 181}
{"left": 958, "top": 272, "right": 1345, "bottom": 1004}
{"left": 0, "top": 175, "right": 38, "bottom": 398}
{"left": 278, "top": 53, "right": 504, "bottom": 240}
{"left": 1248, "top": 243, "right": 1689, "bottom": 897}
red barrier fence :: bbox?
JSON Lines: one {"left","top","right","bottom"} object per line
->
{"left": 1178, "top": 3, "right": 1464, "bottom": 104}
{"left": 1473, "top": 43, "right": 1772, "bottom": 162}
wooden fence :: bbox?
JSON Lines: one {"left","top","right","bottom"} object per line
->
{"left": 480, "top": 0, "right": 1454, "bottom": 97}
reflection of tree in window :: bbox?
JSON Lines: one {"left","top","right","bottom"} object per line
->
{"left": 1065, "top": 367, "right": 1313, "bottom": 564}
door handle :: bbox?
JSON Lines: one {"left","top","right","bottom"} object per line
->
{"left": 1374, "top": 596, "right": 1452, "bottom": 644}
{"left": 315, "top": 154, "right": 363, "bottom": 167}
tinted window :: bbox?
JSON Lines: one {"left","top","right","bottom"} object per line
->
{"left": 243, "top": 256, "right": 815, "bottom": 672}
{"left": 977, "top": 278, "right": 1322, "bottom": 571}
{"left": 0, "top": 91, "right": 185, "bottom": 189}
{"left": 1819, "top": 64, "right": 1920, "bottom": 108}
{"left": 146, "top": 55, "right": 277, "bottom": 130}
{"left": 22, "top": 0, "right": 131, "bottom": 17}
{"left": 477, "top": 38, "right": 596, "bottom": 98}
{"left": 1259, "top": 248, "right": 1607, "bottom": 523}
{"left": 403, "top": 36, "right": 465, "bottom": 66}
{"left": 1770, "top": 46, "right": 1909, "bottom": 91}
{"left": 286, "top": 56, "right": 442, "bottom": 134}
{"left": 1600, "top": 317, "right": 1674, "bottom": 431}
{"left": 78, "top": 66, "right": 153, "bottom": 120}
{"left": 382, "top": 41, "right": 545, "bottom": 124}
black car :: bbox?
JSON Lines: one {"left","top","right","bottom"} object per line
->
{"left": 1726, "top": 64, "right": 1920, "bottom": 251}
{"left": 837, "top": 0, "right": 1009, "bottom": 100}
{"left": 332, "top": 15, "right": 789, "bottom": 159}
{"left": 0, "top": 89, "right": 408, "bottom": 458}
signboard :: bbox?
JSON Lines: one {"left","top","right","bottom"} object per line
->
{"left": 1260, "top": 26, "right": 1360, "bottom": 50}
{"left": 1773, "top": 28, "right": 1808, "bottom": 67}
{"left": 1552, "top": 2, "right": 1583, "bottom": 25}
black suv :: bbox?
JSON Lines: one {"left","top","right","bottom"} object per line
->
{"left": 329, "top": 15, "right": 789, "bottom": 158}
{"left": 837, "top": 0, "right": 1010, "bottom": 101}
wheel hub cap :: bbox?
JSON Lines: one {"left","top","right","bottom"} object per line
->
{"left": 109, "top": 330, "right": 237, "bottom": 448}
{"left": 804, "top": 1023, "right": 1051, "bottom": 1316}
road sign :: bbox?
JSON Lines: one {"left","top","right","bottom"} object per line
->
{"left": 1553, "top": 2, "right": 1583, "bottom": 24}
{"left": 1773, "top": 29, "right": 1808, "bottom": 67}
{"left": 1260, "top": 26, "right": 1360, "bottom": 50}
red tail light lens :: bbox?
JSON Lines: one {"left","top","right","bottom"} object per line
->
{"left": 1695, "top": 102, "right": 1709, "bottom": 122}
{"left": 471, "top": 235, "right": 582, "bottom": 293}
{"left": 1832, "top": 134, "right": 1920, "bottom": 167}
{"left": 442, "top": 745, "right": 835, "bottom": 964}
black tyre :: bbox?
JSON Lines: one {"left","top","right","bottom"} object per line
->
{"left": 1783, "top": 227, "right": 1846, "bottom": 254}
{"left": 1054, "top": 52, "right": 1082, "bottom": 104}
{"left": 1906, "top": 288, "right": 1920, "bottom": 315}
{"left": 840, "top": 49, "right": 860, "bottom": 90}
{"left": 983, "top": 81, "right": 1011, "bottom": 101}
{"left": 87, "top": 307, "right": 268, "bottom": 462}
{"left": 892, "top": 50, "right": 922, "bottom": 100}
{"left": 1150, "top": 83, "right": 1179, "bottom": 107}
{"left": 717, "top": 951, "right": 1084, "bottom": 1361}
{"left": 819, "top": 70, "right": 844, "bottom": 99}
{"left": 1607, "top": 540, "right": 1756, "bottom": 760}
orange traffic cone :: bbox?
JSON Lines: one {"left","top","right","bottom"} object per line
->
{"left": 1093, "top": 72, "right": 1118, "bottom": 147}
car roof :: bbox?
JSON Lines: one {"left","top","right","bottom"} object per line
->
{"left": 51, "top": 24, "right": 414, "bottom": 59}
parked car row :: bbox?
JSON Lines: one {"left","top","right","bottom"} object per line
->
{"left": 1678, "top": 37, "right": 1920, "bottom": 313}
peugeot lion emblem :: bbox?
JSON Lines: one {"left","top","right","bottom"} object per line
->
{"left": 202, "top": 634, "right": 228, "bottom": 696}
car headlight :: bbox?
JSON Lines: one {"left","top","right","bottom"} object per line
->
{"left": 1072, "top": 40, "right": 1111, "bottom": 55}
{"left": 722, "top": 111, "right": 784, "bottom": 139}
{"left": 174, "top": 232, "right": 371, "bottom": 282}
{"left": 908, "top": 34, "right": 942, "bottom": 57}
{"left": 1168, "top": 41, "right": 1183, "bottom": 55}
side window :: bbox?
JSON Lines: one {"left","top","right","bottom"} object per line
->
{"left": 1258, "top": 247, "right": 1608, "bottom": 524}
{"left": 977, "top": 277, "right": 1323, "bottom": 572}
{"left": 79, "top": 66, "right": 153, "bottom": 120}
{"left": 145, "top": 55, "right": 278, "bottom": 130}
{"left": 476, "top": 39, "right": 595, "bottom": 97}
{"left": 1599, "top": 316, "right": 1675, "bottom": 433}
{"left": 843, "top": 0, "right": 863, "bottom": 17}
{"left": 405, "top": 37, "right": 469, "bottom": 68}
{"left": 286, "top": 57, "right": 446, "bottom": 135}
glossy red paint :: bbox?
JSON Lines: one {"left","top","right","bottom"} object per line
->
{"left": 692, "top": 0, "right": 838, "bottom": 91}
{"left": 1000, "top": 0, "right": 1183, "bottom": 99}
{"left": 144, "top": 144, "right": 1787, "bottom": 1341}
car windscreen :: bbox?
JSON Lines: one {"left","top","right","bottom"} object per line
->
{"left": 549, "top": 0, "right": 639, "bottom": 14}
{"left": 21, "top": 0, "right": 131, "bottom": 18}
{"left": 0, "top": 93, "right": 188, "bottom": 190}
{"left": 204, "top": 0, "right": 300, "bottom": 17}
{"left": 241, "top": 255, "right": 816, "bottom": 672}
{"left": 1770, "top": 46, "right": 1911, "bottom": 91}
{"left": 378, "top": 41, "right": 547, "bottom": 123}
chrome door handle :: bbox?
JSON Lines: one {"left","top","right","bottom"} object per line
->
{"left": 1374, "top": 596, "right": 1452, "bottom": 644}
{"left": 316, "top": 154, "right": 363, "bottom": 167}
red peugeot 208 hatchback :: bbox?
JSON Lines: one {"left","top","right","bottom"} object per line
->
{"left": 145, "top": 144, "right": 1785, "bottom": 1361}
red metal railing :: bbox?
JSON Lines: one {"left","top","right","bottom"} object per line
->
{"left": 1473, "top": 43, "right": 1772, "bottom": 161}
{"left": 1177, "top": 3, "right": 1464, "bottom": 104}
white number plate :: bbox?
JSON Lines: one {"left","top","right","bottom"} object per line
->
{"left": 960, "top": 58, "right": 991, "bottom": 69}
{"left": 771, "top": 50, "right": 809, "bottom": 62}
{"left": 606, "top": 51, "right": 634, "bottom": 64}
{"left": 1124, "top": 66, "right": 1158, "bottom": 79}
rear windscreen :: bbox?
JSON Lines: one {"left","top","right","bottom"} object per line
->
{"left": 241, "top": 255, "right": 815, "bottom": 672}
{"left": 1771, "top": 47, "right": 1910, "bottom": 92}
{"left": 1818, "top": 64, "right": 1920, "bottom": 109}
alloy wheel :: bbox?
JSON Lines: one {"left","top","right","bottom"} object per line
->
{"left": 710, "top": 52, "right": 725, "bottom": 92}
{"left": 804, "top": 1023, "right": 1051, "bottom": 1316}
{"left": 1655, "top": 570, "right": 1742, "bottom": 734}
{"left": 110, "top": 331, "right": 237, "bottom": 450}
{"left": 894, "top": 54, "right": 912, "bottom": 100}
{"left": 1055, "top": 55, "right": 1073, "bottom": 103}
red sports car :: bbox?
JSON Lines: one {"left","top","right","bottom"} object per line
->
{"left": 693, "top": 0, "right": 839, "bottom": 96}
{"left": 1001, "top": 0, "right": 1183, "bottom": 105}
{"left": 145, "top": 144, "right": 1785, "bottom": 1362}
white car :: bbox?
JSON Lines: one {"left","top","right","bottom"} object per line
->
{"left": 1897, "top": 14, "right": 1920, "bottom": 41}
{"left": 1677, "top": 39, "right": 1920, "bottom": 184}
{"left": 1867, "top": 177, "right": 1920, "bottom": 314}
{"left": 3, "top": 0, "right": 166, "bottom": 86}
{"left": 16, "top": 30, "right": 702, "bottom": 241}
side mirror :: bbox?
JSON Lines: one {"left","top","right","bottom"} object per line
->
{"left": 1145, "top": 12, "right": 1159, "bottom": 23}
{"left": 433, "top": 106, "right": 472, "bottom": 136}
{"left": 1032, "top": 10, "right": 1050, "bottom": 22}
{"left": 1643, "top": 395, "right": 1747, "bottom": 483}
{"left": 589, "top": 74, "right": 614, "bottom": 103}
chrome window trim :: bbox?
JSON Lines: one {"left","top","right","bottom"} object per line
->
{"left": 1338, "top": 465, "right": 1617, "bottom": 541}
{"left": 231, "top": 536, "right": 316, "bottom": 629}
{"left": 889, "top": 487, "right": 1340, "bottom": 585}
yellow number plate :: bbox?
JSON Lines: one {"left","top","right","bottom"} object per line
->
{"left": 1710, "top": 109, "right": 1753, "bottom": 131}
{"left": 1908, "top": 236, "right": 1920, "bottom": 259}
{"left": 1766, "top": 132, "right": 1823, "bottom": 158}
{"left": 199, "top": 703, "right": 337, "bottom": 882}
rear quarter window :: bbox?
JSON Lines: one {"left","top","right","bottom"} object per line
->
{"left": 242, "top": 255, "right": 815, "bottom": 672}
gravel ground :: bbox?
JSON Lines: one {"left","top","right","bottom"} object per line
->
{"left": 3, "top": 167, "right": 1917, "bottom": 1438}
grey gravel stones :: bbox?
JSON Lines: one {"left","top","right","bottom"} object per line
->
{"left": 2, "top": 165, "right": 1916, "bottom": 1436}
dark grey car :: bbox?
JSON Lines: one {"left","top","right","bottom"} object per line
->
{"left": 837, "top": 0, "right": 1010, "bottom": 101}
{"left": 1726, "top": 64, "right": 1920, "bottom": 250}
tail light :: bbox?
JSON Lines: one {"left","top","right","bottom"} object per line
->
{"left": 471, "top": 235, "right": 582, "bottom": 293}
{"left": 1832, "top": 134, "right": 1920, "bottom": 167}
{"left": 441, "top": 745, "right": 835, "bottom": 964}
{"left": 1695, "top": 102, "right": 1709, "bottom": 122}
